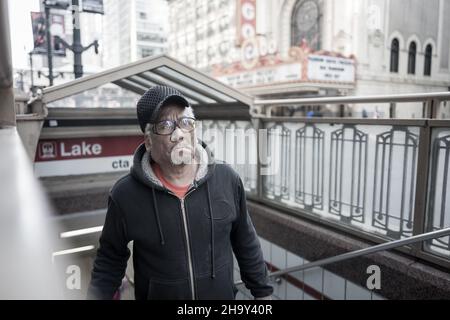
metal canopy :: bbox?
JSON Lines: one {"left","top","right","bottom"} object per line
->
{"left": 40, "top": 54, "right": 253, "bottom": 109}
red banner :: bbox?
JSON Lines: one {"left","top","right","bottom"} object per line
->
{"left": 31, "top": 11, "right": 67, "bottom": 56}
{"left": 35, "top": 136, "right": 143, "bottom": 162}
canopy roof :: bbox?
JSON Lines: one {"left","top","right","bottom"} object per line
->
{"left": 41, "top": 54, "right": 253, "bottom": 109}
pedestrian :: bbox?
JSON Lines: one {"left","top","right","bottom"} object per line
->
{"left": 87, "top": 85, "right": 273, "bottom": 300}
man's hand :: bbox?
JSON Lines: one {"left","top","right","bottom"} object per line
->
{"left": 255, "top": 295, "right": 273, "bottom": 300}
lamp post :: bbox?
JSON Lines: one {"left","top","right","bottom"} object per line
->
{"left": 54, "top": 0, "right": 99, "bottom": 79}
{"left": 39, "top": 0, "right": 99, "bottom": 84}
{"left": 72, "top": 0, "right": 84, "bottom": 78}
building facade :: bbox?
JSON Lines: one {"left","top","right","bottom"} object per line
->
{"left": 103, "top": 0, "right": 168, "bottom": 68}
{"left": 167, "top": 0, "right": 450, "bottom": 118}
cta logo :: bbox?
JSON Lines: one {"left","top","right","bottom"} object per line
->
{"left": 39, "top": 142, "right": 57, "bottom": 159}
{"left": 37, "top": 140, "right": 103, "bottom": 160}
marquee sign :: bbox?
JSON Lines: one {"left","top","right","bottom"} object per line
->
{"left": 213, "top": 45, "right": 356, "bottom": 88}
{"left": 307, "top": 55, "right": 355, "bottom": 83}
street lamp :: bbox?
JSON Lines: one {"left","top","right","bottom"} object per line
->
{"left": 41, "top": 0, "right": 99, "bottom": 84}
{"left": 54, "top": 0, "right": 100, "bottom": 79}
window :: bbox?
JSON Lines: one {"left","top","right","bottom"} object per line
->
{"left": 137, "top": 33, "right": 165, "bottom": 43}
{"left": 207, "top": 46, "right": 216, "bottom": 58}
{"left": 139, "top": 12, "right": 147, "bottom": 20}
{"left": 196, "top": 5, "right": 204, "bottom": 18}
{"left": 291, "top": 0, "right": 321, "bottom": 50}
{"left": 207, "top": 1, "right": 214, "bottom": 13}
{"left": 187, "top": 54, "right": 195, "bottom": 65}
{"left": 141, "top": 47, "right": 154, "bottom": 58}
{"left": 207, "top": 22, "right": 215, "bottom": 37}
{"left": 219, "top": 15, "right": 228, "bottom": 32}
{"left": 196, "top": 25, "right": 205, "bottom": 41}
{"left": 187, "top": 8, "right": 195, "bottom": 21}
{"left": 407, "top": 41, "right": 416, "bottom": 74}
{"left": 390, "top": 38, "right": 399, "bottom": 73}
{"left": 196, "top": 49, "right": 205, "bottom": 65}
{"left": 424, "top": 44, "right": 432, "bottom": 76}
{"left": 219, "top": 40, "right": 230, "bottom": 56}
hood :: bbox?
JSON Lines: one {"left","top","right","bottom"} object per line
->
{"left": 129, "top": 139, "right": 219, "bottom": 278}
{"left": 130, "top": 139, "right": 215, "bottom": 191}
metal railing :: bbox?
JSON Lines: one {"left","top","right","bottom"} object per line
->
{"left": 40, "top": 92, "right": 450, "bottom": 299}
{"left": 236, "top": 227, "right": 450, "bottom": 288}
{"left": 233, "top": 228, "right": 450, "bottom": 300}
{"left": 0, "top": 0, "right": 15, "bottom": 127}
{"left": 40, "top": 94, "right": 450, "bottom": 254}
{"left": 196, "top": 92, "right": 450, "bottom": 270}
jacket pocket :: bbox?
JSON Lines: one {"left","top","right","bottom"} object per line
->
{"left": 203, "top": 198, "right": 236, "bottom": 220}
{"left": 147, "top": 277, "right": 191, "bottom": 300}
{"left": 196, "top": 263, "right": 235, "bottom": 300}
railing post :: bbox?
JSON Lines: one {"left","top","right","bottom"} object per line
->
{"left": 252, "top": 116, "right": 263, "bottom": 200}
{"left": 424, "top": 99, "right": 440, "bottom": 119}
{"left": 411, "top": 122, "right": 432, "bottom": 255}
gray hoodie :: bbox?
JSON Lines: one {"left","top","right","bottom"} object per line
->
{"left": 88, "top": 141, "right": 273, "bottom": 300}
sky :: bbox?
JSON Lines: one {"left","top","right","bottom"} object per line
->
{"left": 8, "top": 0, "right": 41, "bottom": 69}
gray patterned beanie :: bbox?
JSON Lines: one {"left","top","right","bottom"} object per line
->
{"left": 136, "top": 85, "right": 190, "bottom": 132}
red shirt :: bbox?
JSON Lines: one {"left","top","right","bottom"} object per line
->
{"left": 152, "top": 163, "right": 190, "bottom": 199}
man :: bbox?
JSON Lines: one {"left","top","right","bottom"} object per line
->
{"left": 88, "top": 85, "right": 273, "bottom": 300}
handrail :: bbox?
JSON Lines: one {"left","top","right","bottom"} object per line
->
{"left": 0, "top": 128, "right": 63, "bottom": 298}
{"left": 235, "top": 227, "right": 450, "bottom": 285}
{"left": 123, "top": 220, "right": 450, "bottom": 290}
{"left": 0, "top": 0, "right": 16, "bottom": 127}
{"left": 254, "top": 91, "right": 450, "bottom": 106}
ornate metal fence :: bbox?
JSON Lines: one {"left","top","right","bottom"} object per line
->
{"left": 196, "top": 93, "right": 450, "bottom": 268}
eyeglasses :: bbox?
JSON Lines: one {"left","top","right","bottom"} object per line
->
{"left": 152, "top": 117, "right": 196, "bottom": 135}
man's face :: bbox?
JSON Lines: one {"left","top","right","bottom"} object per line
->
{"left": 145, "top": 104, "right": 197, "bottom": 166}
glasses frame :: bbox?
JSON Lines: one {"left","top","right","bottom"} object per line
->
{"left": 151, "top": 116, "right": 196, "bottom": 136}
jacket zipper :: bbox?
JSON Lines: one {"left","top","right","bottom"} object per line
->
{"left": 180, "top": 198, "right": 195, "bottom": 299}
{"left": 163, "top": 185, "right": 197, "bottom": 299}
{"left": 179, "top": 187, "right": 196, "bottom": 300}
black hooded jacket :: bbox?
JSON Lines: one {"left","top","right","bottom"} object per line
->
{"left": 87, "top": 141, "right": 273, "bottom": 300}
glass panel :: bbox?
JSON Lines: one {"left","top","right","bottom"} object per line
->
{"left": 196, "top": 120, "right": 257, "bottom": 194}
{"left": 46, "top": 83, "right": 141, "bottom": 108}
{"left": 262, "top": 121, "right": 420, "bottom": 240}
{"left": 154, "top": 66, "right": 237, "bottom": 103}
{"left": 234, "top": 236, "right": 384, "bottom": 300}
{"left": 424, "top": 128, "right": 450, "bottom": 258}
